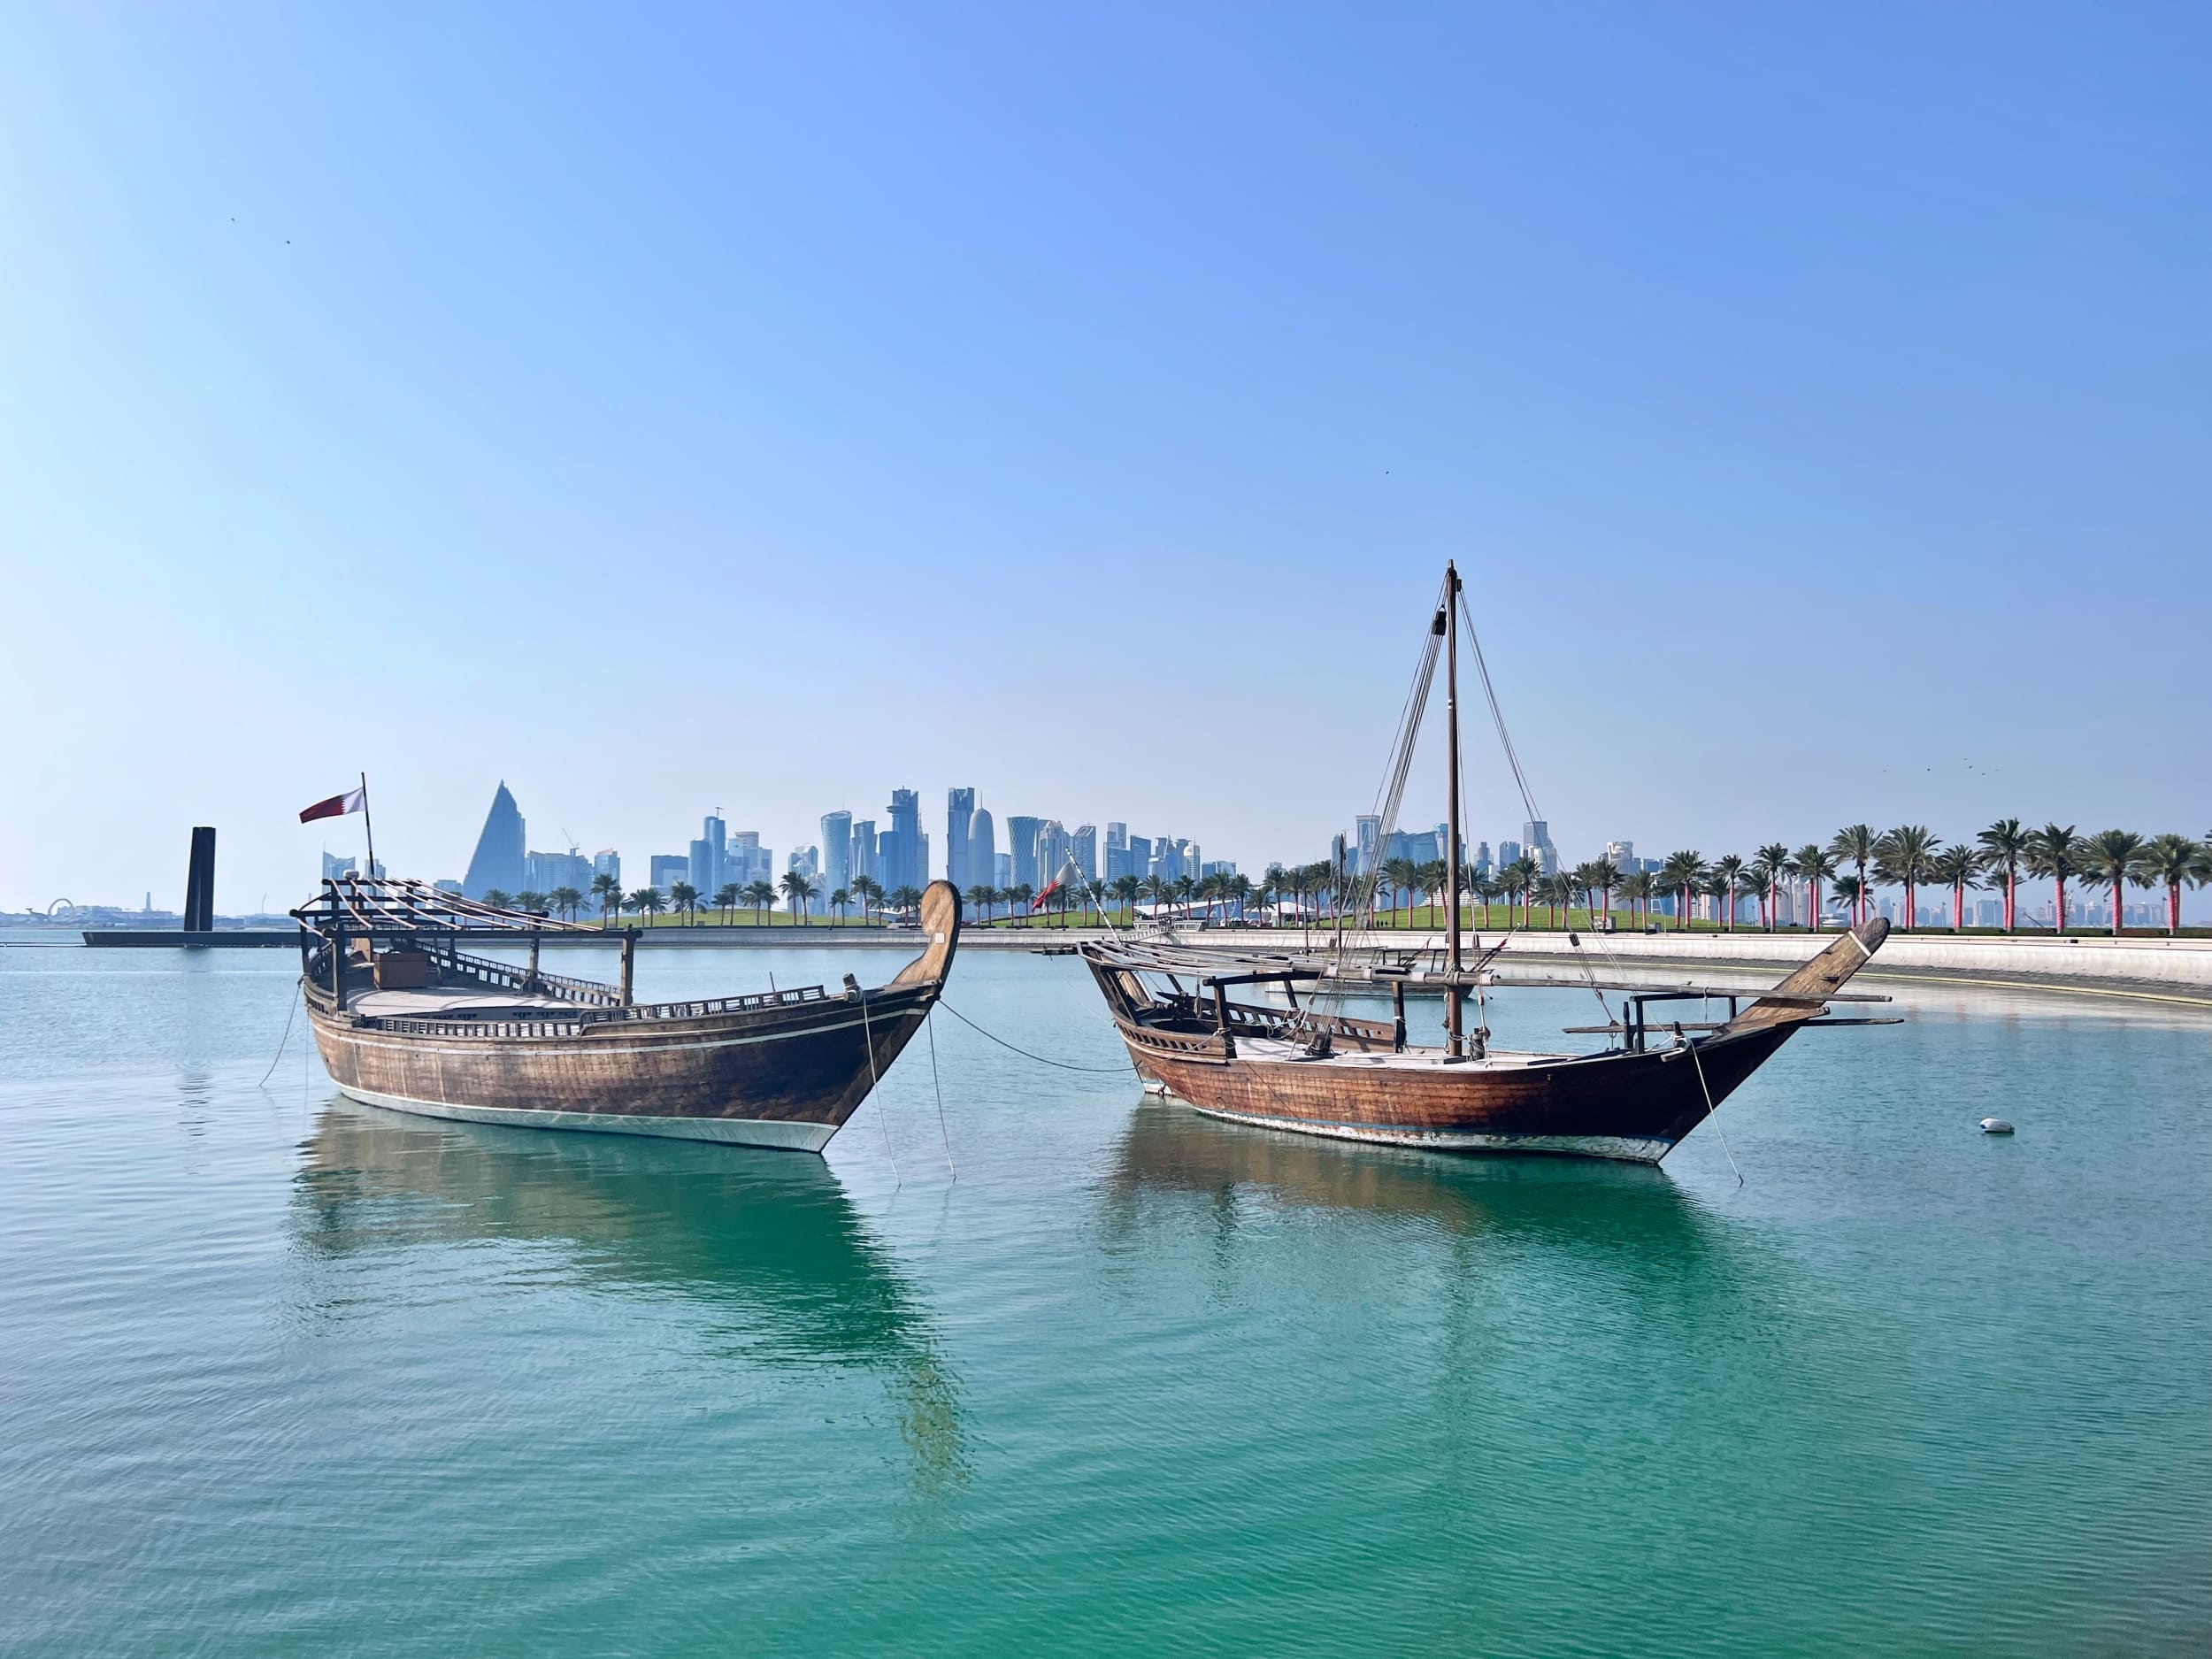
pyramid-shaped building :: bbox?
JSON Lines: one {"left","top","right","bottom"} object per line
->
{"left": 462, "top": 782, "right": 527, "bottom": 899}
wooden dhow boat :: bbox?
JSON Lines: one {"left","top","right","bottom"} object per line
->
{"left": 295, "top": 876, "right": 961, "bottom": 1150}
{"left": 1078, "top": 561, "right": 1895, "bottom": 1164}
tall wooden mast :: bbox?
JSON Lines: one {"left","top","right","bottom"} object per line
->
{"left": 1444, "top": 561, "right": 1463, "bottom": 1055}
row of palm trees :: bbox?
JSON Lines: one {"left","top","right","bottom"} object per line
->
{"left": 487, "top": 821, "right": 2208, "bottom": 937}
{"left": 1340, "top": 820, "right": 2210, "bottom": 937}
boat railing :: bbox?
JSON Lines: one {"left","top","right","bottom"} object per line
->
{"left": 445, "top": 948, "right": 624, "bottom": 1007}
{"left": 590, "top": 987, "right": 832, "bottom": 1024}
{"left": 351, "top": 983, "right": 834, "bottom": 1039}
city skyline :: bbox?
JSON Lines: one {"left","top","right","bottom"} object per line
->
{"left": 86, "top": 775, "right": 2187, "bottom": 928}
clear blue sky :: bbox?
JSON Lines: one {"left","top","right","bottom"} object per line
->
{"left": 4, "top": 4, "right": 2205, "bottom": 913}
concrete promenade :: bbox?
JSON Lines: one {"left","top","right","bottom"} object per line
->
{"left": 640, "top": 923, "right": 2212, "bottom": 1004}
{"left": 555, "top": 923, "right": 2212, "bottom": 1002}
{"left": 62, "top": 920, "right": 2212, "bottom": 1004}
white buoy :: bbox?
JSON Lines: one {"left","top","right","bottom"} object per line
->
{"left": 1980, "top": 1118, "right": 2015, "bottom": 1135}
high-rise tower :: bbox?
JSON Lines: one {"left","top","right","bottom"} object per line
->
{"left": 946, "top": 788, "right": 975, "bottom": 889}
{"left": 462, "top": 783, "right": 527, "bottom": 899}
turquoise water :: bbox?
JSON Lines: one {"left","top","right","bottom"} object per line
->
{"left": 3, "top": 939, "right": 2208, "bottom": 1655}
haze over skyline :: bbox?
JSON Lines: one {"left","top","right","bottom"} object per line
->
{"left": 4, "top": 6, "right": 2205, "bottom": 911}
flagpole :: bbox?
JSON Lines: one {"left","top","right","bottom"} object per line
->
{"left": 360, "top": 772, "right": 377, "bottom": 879}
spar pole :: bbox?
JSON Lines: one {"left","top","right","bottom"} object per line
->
{"left": 360, "top": 772, "right": 378, "bottom": 879}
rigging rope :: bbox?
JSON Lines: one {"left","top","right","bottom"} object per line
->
{"left": 936, "top": 998, "right": 1137, "bottom": 1073}
{"left": 1458, "top": 588, "right": 1542, "bottom": 828}
{"left": 925, "top": 1009, "right": 956, "bottom": 1179}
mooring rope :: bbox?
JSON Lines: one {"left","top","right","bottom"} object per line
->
{"left": 1681, "top": 1026, "right": 1744, "bottom": 1187}
{"left": 935, "top": 999, "right": 1135, "bottom": 1073}
{"left": 257, "top": 979, "right": 302, "bottom": 1087}
{"left": 925, "top": 1009, "right": 956, "bottom": 1179}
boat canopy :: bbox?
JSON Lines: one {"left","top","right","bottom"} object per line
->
{"left": 292, "top": 876, "right": 603, "bottom": 937}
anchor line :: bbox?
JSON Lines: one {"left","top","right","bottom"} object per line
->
{"left": 258, "top": 978, "right": 303, "bottom": 1087}
{"left": 1681, "top": 1026, "right": 1743, "bottom": 1187}
{"left": 926, "top": 1009, "right": 956, "bottom": 1179}
{"left": 934, "top": 999, "right": 1135, "bottom": 1073}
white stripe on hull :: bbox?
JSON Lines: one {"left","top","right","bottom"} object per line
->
{"left": 334, "top": 1082, "right": 839, "bottom": 1151}
{"left": 1166, "top": 1094, "right": 1674, "bottom": 1164}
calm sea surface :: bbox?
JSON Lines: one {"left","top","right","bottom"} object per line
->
{"left": 3, "top": 936, "right": 2208, "bottom": 1655}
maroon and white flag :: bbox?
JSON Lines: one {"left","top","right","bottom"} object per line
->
{"left": 298, "top": 786, "right": 367, "bottom": 824}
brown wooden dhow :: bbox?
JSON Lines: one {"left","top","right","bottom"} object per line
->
{"left": 295, "top": 876, "right": 960, "bottom": 1151}
{"left": 1080, "top": 919, "right": 1892, "bottom": 1164}
{"left": 1074, "top": 559, "right": 1896, "bottom": 1164}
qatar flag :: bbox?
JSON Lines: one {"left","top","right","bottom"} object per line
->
{"left": 1032, "top": 858, "right": 1082, "bottom": 910}
{"left": 298, "top": 786, "right": 367, "bottom": 824}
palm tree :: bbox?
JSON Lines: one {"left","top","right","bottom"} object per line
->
{"left": 2023, "top": 824, "right": 2085, "bottom": 933}
{"left": 1832, "top": 873, "right": 1866, "bottom": 927}
{"left": 1975, "top": 818, "right": 2030, "bottom": 933}
{"left": 1872, "top": 826, "right": 1939, "bottom": 932}
{"left": 590, "top": 872, "right": 620, "bottom": 926}
{"left": 1618, "top": 870, "right": 1652, "bottom": 930}
{"left": 829, "top": 886, "right": 852, "bottom": 925}
{"left": 712, "top": 882, "right": 741, "bottom": 924}
{"left": 1380, "top": 856, "right": 1418, "bottom": 928}
{"left": 667, "top": 881, "right": 698, "bottom": 923}
{"left": 481, "top": 888, "right": 512, "bottom": 910}
{"left": 1711, "top": 854, "right": 1747, "bottom": 932}
{"left": 1228, "top": 873, "right": 1254, "bottom": 922}
{"left": 514, "top": 889, "right": 549, "bottom": 916}
{"left": 846, "top": 874, "right": 882, "bottom": 925}
{"left": 962, "top": 883, "right": 994, "bottom": 925}
{"left": 888, "top": 884, "right": 923, "bottom": 921}
{"left": 1109, "top": 875, "right": 1141, "bottom": 926}
{"left": 1751, "top": 844, "right": 1791, "bottom": 932}
{"left": 779, "top": 870, "right": 817, "bottom": 925}
{"left": 1590, "top": 858, "right": 1620, "bottom": 929}
{"left": 743, "top": 879, "right": 777, "bottom": 923}
{"left": 549, "top": 886, "right": 583, "bottom": 921}
{"left": 1494, "top": 856, "right": 1532, "bottom": 929}
{"left": 1009, "top": 882, "right": 1035, "bottom": 924}
{"left": 2131, "top": 833, "right": 2208, "bottom": 935}
{"left": 1540, "top": 873, "right": 1574, "bottom": 929}
{"left": 1827, "top": 826, "right": 1877, "bottom": 928}
{"left": 1930, "top": 844, "right": 1983, "bottom": 932}
{"left": 1789, "top": 845, "right": 1837, "bottom": 931}
{"left": 2079, "top": 830, "right": 2147, "bottom": 937}
{"left": 1137, "top": 873, "right": 1171, "bottom": 924}
{"left": 1659, "top": 850, "right": 1707, "bottom": 932}
{"left": 1466, "top": 868, "right": 1498, "bottom": 930}
{"left": 624, "top": 887, "right": 664, "bottom": 926}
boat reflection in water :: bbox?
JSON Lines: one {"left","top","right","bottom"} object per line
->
{"left": 291, "top": 1102, "right": 965, "bottom": 1493}
{"left": 1101, "top": 1098, "right": 1732, "bottom": 1271}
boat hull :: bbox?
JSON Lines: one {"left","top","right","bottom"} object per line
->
{"left": 307, "top": 984, "right": 935, "bottom": 1152}
{"left": 1118, "top": 1022, "right": 1796, "bottom": 1164}
{"left": 325, "top": 1083, "right": 843, "bottom": 1149}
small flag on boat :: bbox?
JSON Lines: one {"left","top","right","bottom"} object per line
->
{"left": 299, "top": 786, "right": 367, "bottom": 823}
